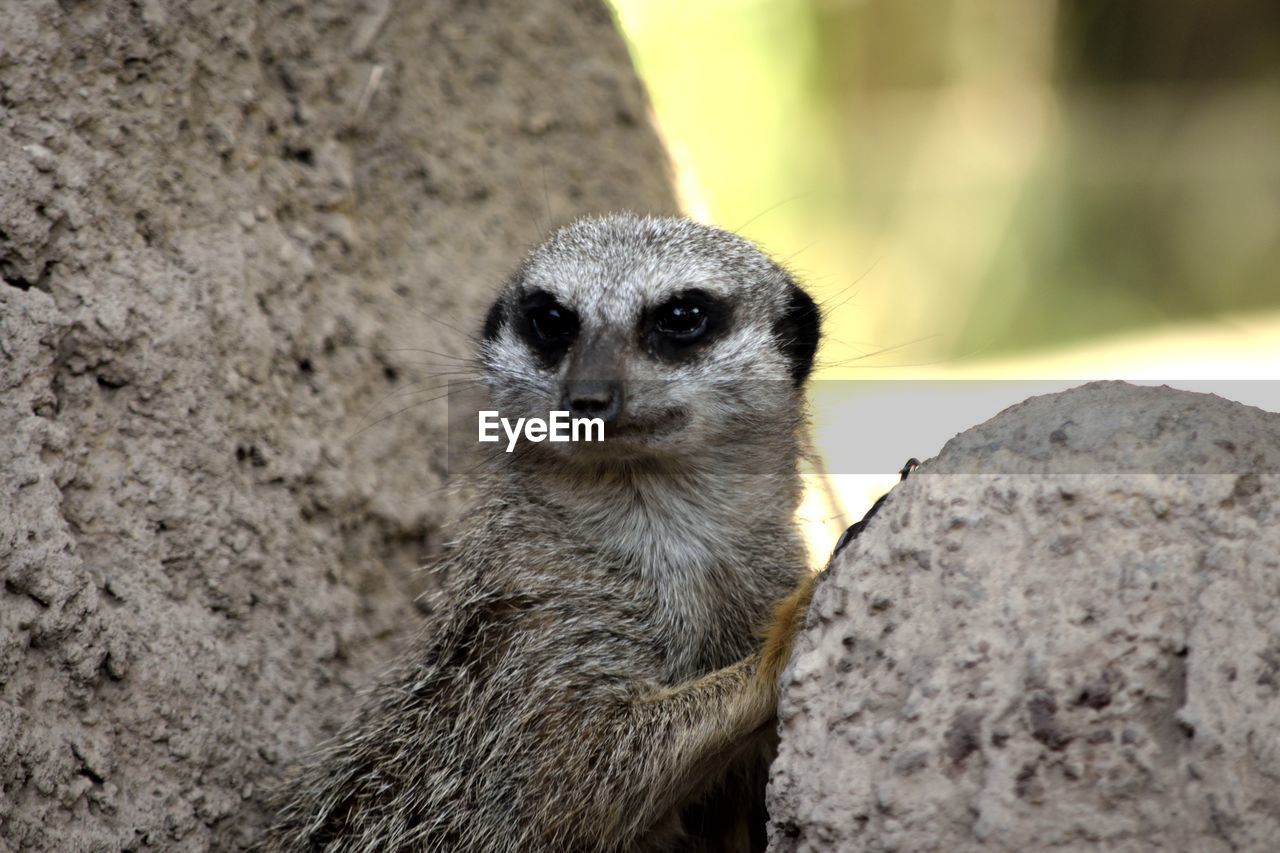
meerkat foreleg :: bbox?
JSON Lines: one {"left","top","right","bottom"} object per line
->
{"left": 527, "top": 659, "right": 760, "bottom": 843}
{"left": 531, "top": 577, "right": 818, "bottom": 849}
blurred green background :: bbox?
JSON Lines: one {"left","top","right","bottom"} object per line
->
{"left": 609, "top": 0, "right": 1280, "bottom": 374}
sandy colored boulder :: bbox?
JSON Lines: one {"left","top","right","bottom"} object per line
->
{"left": 0, "top": 1, "right": 675, "bottom": 849}
{"left": 770, "top": 381, "right": 1280, "bottom": 851}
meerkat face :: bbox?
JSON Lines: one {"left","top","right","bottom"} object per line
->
{"left": 477, "top": 214, "right": 820, "bottom": 460}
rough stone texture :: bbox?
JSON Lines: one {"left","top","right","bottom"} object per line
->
{"left": 770, "top": 382, "right": 1280, "bottom": 852}
{"left": 0, "top": 2, "right": 676, "bottom": 849}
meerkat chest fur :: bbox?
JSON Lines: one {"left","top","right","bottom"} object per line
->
{"left": 520, "top": 448, "right": 809, "bottom": 679}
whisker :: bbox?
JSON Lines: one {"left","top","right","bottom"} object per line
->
{"left": 383, "top": 379, "right": 481, "bottom": 402}
{"left": 362, "top": 372, "right": 481, "bottom": 414}
{"left": 379, "top": 347, "right": 473, "bottom": 362}
{"left": 819, "top": 334, "right": 944, "bottom": 368}
{"left": 780, "top": 240, "right": 819, "bottom": 265}
{"left": 541, "top": 161, "right": 555, "bottom": 233}
{"left": 347, "top": 387, "right": 470, "bottom": 441}
{"left": 384, "top": 288, "right": 481, "bottom": 345}
{"left": 819, "top": 257, "right": 883, "bottom": 316}
{"left": 732, "top": 194, "right": 810, "bottom": 233}
{"left": 392, "top": 363, "right": 480, "bottom": 376}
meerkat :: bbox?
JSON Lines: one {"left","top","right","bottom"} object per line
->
{"left": 259, "top": 214, "right": 826, "bottom": 852}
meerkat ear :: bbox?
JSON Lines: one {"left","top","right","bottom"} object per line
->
{"left": 774, "top": 279, "right": 821, "bottom": 385}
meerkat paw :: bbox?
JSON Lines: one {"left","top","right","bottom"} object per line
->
{"left": 759, "top": 571, "right": 819, "bottom": 691}
{"left": 760, "top": 460, "right": 918, "bottom": 697}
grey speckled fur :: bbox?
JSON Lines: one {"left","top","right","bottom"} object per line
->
{"left": 259, "top": 215, "right": 820, "bottom": 852}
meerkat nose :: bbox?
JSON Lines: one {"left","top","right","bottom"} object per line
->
{"left": 562, "top": 378, "right": 623, "bottom": 424}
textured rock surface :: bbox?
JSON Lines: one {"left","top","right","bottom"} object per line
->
{"left": 0, "top": 2, "right": 676, "bottom": 849}
{"left": 770, "top": 382, "right": 1280, "bottom": 852}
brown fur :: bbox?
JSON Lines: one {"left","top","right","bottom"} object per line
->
{"left": 259, "top": 216, "right": 820, "bottom": 852}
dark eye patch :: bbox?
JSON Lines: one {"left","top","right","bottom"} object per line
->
{"left": 516, "top": 290, "right": 579, "bottom": 367}
{"left": 642, "top": 289, "right": 730, "bottom": 362}
{"left": 481, "top": 299, "right": 506, "bottom": 342}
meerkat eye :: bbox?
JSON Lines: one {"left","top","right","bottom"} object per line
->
{"left": 654, "top": 300, "right": 707, "bottom": 339}
{"left": 644, "top": 290, "right": 728, "bottom": 360}
{"left": 517, "top": 290, "right": 578, "bottom": 366}
{"left": 530, "top": 304, "right": 576, "bottom": 342}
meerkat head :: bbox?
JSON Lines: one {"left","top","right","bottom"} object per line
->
{"left": 476, "top": 214, "right": 820, "bottom": 463}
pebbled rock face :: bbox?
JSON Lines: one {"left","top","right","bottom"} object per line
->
{"left": 0, "top": 1, "right": 676, "bottom": 849}
{"left": 770, "top": 382, "right": 1280, "bottom": 852}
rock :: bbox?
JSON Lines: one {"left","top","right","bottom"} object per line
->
{"left": 770, "top": 381, "right": 1280, "bottom": 852}
{"left": 0, "top": 1, "right": 675, "bottom": 849}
